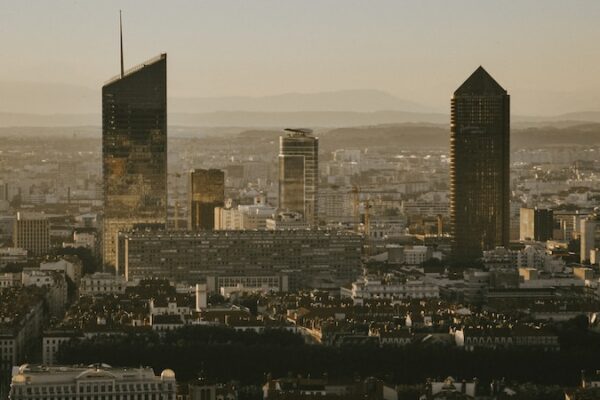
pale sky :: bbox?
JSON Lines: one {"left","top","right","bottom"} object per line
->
{"left": 1, "top": 0, "right": 600, "bottom": 115}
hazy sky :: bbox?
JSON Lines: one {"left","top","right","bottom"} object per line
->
{"left": 2, "top": 1, "right": 600, "bottom": 115}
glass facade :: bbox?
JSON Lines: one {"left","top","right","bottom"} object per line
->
{"left": 450, "top": 66, "right": 510, "bottom": 262}
{"left": 278, "top": 133, "right": 319, "bottom": 226}
{"left": 188, "top": 168, "right": 225, "bottom": 230}
{"left": 102, "top": 54, "right": 167, "bottom": 268}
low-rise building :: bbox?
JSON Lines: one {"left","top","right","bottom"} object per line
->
{"left": 40, "top": 257, "right": 83, "bottom": 285}
{"left": 346, "top": 275, "right": 439, "bottom": 304}
{"left": 0, "top": 247, "right": 28, "bottom": 264}
{"left": 9, "top": 364, "right": 177, "bottom": 400}
{"left": 206, "top": 273, "right": 289, "bottom": 294}
{"left": 454, "top": 325, "right": 559, "bottom": 351}
{"left": 0, "top": 287, "right": 46, "bottom": 365}
{"left": 0, "top": 272, "right": 21, "bottom": 288}
{"left": 42, "top": 330, "right": 84, "bottom": 365}
{"left": 80, "top": 272, "right": 127, "bottom": 296}
{"left": 22, "top": 269, "right": 68, "bottom": 318}
{"left": 263, "top": 375, "right": 382, "bottom": 400}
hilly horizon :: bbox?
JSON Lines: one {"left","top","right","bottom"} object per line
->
{"left": 2, "top": 81, "right": 600, "bottom": 128}
{"left": 0, "top": 82, "right": 433, "bottom": 114}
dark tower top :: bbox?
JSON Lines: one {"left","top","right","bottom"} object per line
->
{"left": 454, "top": 66, "right": 507, "bottom": 96}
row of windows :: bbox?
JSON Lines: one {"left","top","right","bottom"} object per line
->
{"left": 16, "top": 382, "right": 171, "bottom": 395}
{"left": 12, "top": 394, "right": 172, "bottom": 400}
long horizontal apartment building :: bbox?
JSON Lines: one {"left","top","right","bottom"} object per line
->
{"left": 116, "top": 229, "right": 362, "bottom": 285}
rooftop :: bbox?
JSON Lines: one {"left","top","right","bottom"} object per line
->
{"left": 454, "top": 66, "right": 507, "bottom": 96}
{"left": 11, "top": 364, "right": 175, "bottom": 385}
{"left": 103, "top": 53, "right": 167, "bottom": 86}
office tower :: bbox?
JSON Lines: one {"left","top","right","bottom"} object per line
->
{"left": 520, "top": 207, "right": 554, "bottom": 242}
{"left": 278, "top": 129, "right": 319, "bottom": 226}
{"left": 101, "top": 18, "right": 167, "bottom": 268}
{"left": 450, "top": 66, "right": 510, "bottom": 262}
{"left": 188, "top": 169, "right": 225, "bottom": 230}
{"left": 9, "top": 364, "right": 176, "bottom": 400}
{"left": 13, "top": 212, "right": 50, "bottom": 256}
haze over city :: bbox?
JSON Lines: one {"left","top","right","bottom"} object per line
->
{"left": 2, "top": 0, "right": 600, "bottom": 117}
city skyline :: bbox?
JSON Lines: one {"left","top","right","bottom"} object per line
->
{"left": 2, "top": 2, "right": 600, "bottom": 399}
{"left": 2, "top": 1, "right": 600, "bottom": 116}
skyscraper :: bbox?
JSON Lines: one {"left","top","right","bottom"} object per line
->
{"left": 278, "top": 129, "right": 319, "bottom": 226}
{"left": 450, "top": 66, "right": 510, "bottom": 263}
{"left": 102, "top": 39, "right": 167, "bottom": 267}
{"left": 188, "top": 169, "right": 225, "bottom": 230}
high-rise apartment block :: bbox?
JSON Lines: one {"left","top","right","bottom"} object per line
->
{"left": 450, "top": 67, "right": 510, "bottom": 262}
{"left": 13, "top": 212, "right": 50, "bottom": 256}
{"left": 102, "top": 53, "right": 168, "bottom": 268}
{"left": 188, "top": 169, "right": 225, "bottom": 230}
{"left": 116, "top": 229, "right": 361, "bottom": 284}
{"left": 278, "top": 129, "right": 319, "bottom": 226}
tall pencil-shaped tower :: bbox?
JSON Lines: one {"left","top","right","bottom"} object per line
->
{"left": 450, "top": 66, "right": 510, "bottom": 263}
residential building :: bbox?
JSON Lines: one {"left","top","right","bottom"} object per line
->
{"left": 0, "top": 248, "right": 27, "bottom": 264}
{"left": 22, "top": 269, "right": 68, "bottom": 318}
{"left": 42, "top": 330, "right": 83, "bottom": 365}
{"left": 0, "top": 287, "right": 46, "bottom": 365}
{"left": 117, "top": 229, "right": 361, "bottom": 285}
{"left": 80, "top": 272, "right": 127, "bottom": 296}
{"left": 214, "top": 203, "right": 276, "bottom": 230}
{"left": 346, "top": 275, "right": 439, "bottom": 304}
{"left": 266, "top": 211, "right": 310, "bottom": 230}
{"left": 206, "top": 273, "right": 289, "bottom": 294}
{"left": 40, "top": 257, "right": 83, "bottom": 285}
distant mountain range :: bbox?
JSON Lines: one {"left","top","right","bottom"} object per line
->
{"left": 0, "top": 81, "right": 431, "bottom": 114}
{"left": 170, "top": 89, "right": 432, "bottom": 113}
{"left": 1, "top": 81, "right": 600, "bottom": 128}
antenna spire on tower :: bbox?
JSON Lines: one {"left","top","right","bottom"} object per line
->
{"left": 119, "top": 10, "right": 124, "bottom": 78}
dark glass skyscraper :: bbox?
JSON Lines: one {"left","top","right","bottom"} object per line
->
{"left": 188, "top": 168, "right": 225, "bottom": 230}
{"left": 278, "top": 129, "right": 319, "bottom": 226}
{"left": 102, "top": 54, "right": 167, "bottom": 268}
{"left": 450, "top": 66, "right": 510, "bottom": 262}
